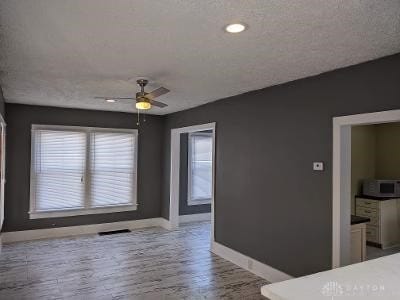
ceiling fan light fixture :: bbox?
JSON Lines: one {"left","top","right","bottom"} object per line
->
{"left": 136, "top": 101, "right": 152, "bottom": 110}
{"left": 225, "top": 23, "right": 246, "bottom": 33}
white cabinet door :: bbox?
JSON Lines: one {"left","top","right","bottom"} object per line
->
{"left": 351, "top": 223, "right": 367, "bottom": 263}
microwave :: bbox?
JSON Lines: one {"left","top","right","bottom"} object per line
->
{"left": 362, "top": 179, "right": 400, "bottom": 198}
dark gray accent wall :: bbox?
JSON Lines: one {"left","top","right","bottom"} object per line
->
{"left": 179, "top": 133, "right": 211, "bottom": 215}
{"left": 162, "top": 53, "right": 400, "bottom": 277}
{"left": 0, "top": 86, "right": 5, "bottom": 118}
{"left": 3, "top": 104, "right": 164, "bottom": 232}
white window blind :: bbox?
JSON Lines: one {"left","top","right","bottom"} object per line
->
{"left": 30, "top": 125, "right": 138, "bottom": 219}
{"left": 188, "top": 133, "right": 213, "bottom": 204}
{"left": 90, "top": 132, "right": 136, "bottom": 207}
{"left": 32, "top": 130, "right": 86, "bottom": 211}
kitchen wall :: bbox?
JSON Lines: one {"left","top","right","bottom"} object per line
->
{"left": 3, "top": 104, "right": 164, "bottom": 232}
{"left": 179, "top": 132, "right": 211, "bottom": 215}
{"left": 162, "top": 53, "right": 400, "bottom": 277}
{"left": 376, "top": 123, "right": 400, "bottom": 179}
{"left": 351, "top": 122, "right": 400, "bottom": 212}
{"left": 351, "top": 125, "right": 376, "bottom": 213}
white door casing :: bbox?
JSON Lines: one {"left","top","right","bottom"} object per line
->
{"left": 169, "top": 122, "right": 216, "bottom": 242}
{"left": 332, "top": 109, "right": 400, "bottom": 268}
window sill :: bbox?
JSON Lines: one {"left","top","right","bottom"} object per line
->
{"left": 187, "top": 199, "right": 211, "bottom": 206}
{"left": 29, "top": 204, "right": 138, "bottom": 219}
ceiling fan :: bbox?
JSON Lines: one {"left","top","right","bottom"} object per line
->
{"left": 95, "top": 79, "right": 169, "bottom": 110}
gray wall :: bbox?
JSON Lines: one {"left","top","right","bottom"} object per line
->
{"left": 162, "top": 53, "right": 400, "bottom": 277}
{"left": 3, "top": 104, "right": 164, "bottom": 232}
{"left": 0, "top": 86, "right": 5, "bottom": 118}
{"left": 179, "top": 133, "right": 211, "bottom": 215}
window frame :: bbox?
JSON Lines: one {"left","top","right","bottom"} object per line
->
{"left": 187, "top": 132, "right": 212, "bottom": 206}
{"left": 29, "top": 124, "right": 138, "bottom": 219}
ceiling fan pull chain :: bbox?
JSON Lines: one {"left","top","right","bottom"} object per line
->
{"left": 136, "top": 109, "right": 140, "bottom": 126}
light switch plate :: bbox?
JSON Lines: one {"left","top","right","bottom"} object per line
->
{"left": 313, "top": 162, "right": 324, "bottom": 171}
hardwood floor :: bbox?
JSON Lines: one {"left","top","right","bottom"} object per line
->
{"left": 0, "top": 221, "right": 267, "bottom": 299}
{"left": 367, "top": 245, "right": 400, "bottom": 261}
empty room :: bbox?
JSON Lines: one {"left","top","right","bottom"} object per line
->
{"left": 0, "top": 1, "right": 400, "bottom": 299}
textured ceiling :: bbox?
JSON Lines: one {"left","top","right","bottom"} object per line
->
{"left": 1, "top": 1, "right": 399, "bottom": 115}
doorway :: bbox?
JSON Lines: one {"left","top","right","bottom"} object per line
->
{"left": 169, "top": 122, "right": 216, "bottom": 243}
{"left": 332, "top": 110, "right": 400, "bottom": 268}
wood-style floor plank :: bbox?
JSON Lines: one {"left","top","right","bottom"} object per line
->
{"left": 0, "top": 221, "right": 267, "bottom": 299}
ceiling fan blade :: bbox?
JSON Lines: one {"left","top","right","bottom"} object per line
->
{"left": 149, "top": 99, "right": 168, "bottom": 108}
{"left": 94, "top": 97, "right": 135, "bottom": 100}
{"left": 146, "top": 87, "right": 170, "bottom": 100}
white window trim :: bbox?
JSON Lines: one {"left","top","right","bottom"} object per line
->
{"left": 29, "top": 124, "right": 138, "bottom": 219}
{"left": 187, "top": 132, "right": 212, "bottom": 206}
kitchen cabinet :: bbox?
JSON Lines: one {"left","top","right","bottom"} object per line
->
{"left": 350, "top": 215, "right": 369, "bottom": 263}
{"left": 356, "top": 196, "right": 400, "bottom": 249}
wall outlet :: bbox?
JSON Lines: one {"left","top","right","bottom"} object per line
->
{"left": 313, "top": 162, "right": 324, "bottom": 171}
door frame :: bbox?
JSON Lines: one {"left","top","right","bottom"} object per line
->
{"left": 0, "top": 114, "right": 6, "bottom": 232}
{"left": 332, "top": 109, "right": 400, "bottom": 268}
{"left": 169, "top": 122, "right": 216, "bottom": 241}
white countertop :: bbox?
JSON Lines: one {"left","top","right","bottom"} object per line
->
{"left": 261, "top": 253, "right": 400, "bottom": 299}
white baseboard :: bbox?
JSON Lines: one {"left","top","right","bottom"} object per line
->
{"left": 179, "top": 212, "right": 211, "bottom": 223}
{"left": 211, "top": 241, "right": 293, "bottom": 283}
{"left": 0, "top": 217, "right": 172, "bottom": 243}
{"left": 158, "top": 218, "right": 173, "bottom": 230}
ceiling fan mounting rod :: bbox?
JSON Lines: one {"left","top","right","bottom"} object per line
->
{"left": 137, "top": 79, "right": 148, "bottom": 96}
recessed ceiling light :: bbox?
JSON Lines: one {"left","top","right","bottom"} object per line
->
{"left": 225, "top": 23, "right": 246, "bottom": 33}
{"left": 106, "top": 99, "right": 116, "bottom": 103}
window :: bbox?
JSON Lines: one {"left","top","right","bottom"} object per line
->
{"left": 30, "top": 125, "right": 138, "bottom": 219}
{"left": 90, "top": 132, "right": 136, "bottom": 207}
{"left": 187, "top": 132, "right": 213, "bottom": 205}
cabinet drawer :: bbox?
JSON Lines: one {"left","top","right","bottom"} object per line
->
{"left": 367, "top": 215, "right": 379, "bottom": 226}
{"left": 356, "top": 206, "right": 378, "bottom": 219}
{"left": 355, "top": 207, "right": 379, "bottom": 226}
{"left": 356, "top": 198, "right": 378, "bottom": 209}
{"left": 366, "top": 225, "right": 379, "bottom": 243}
